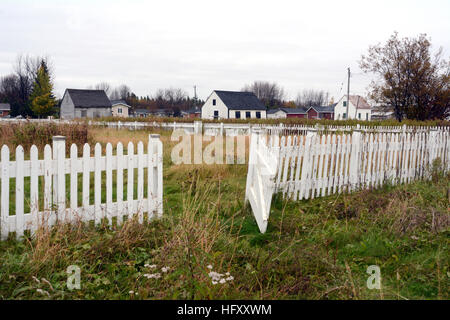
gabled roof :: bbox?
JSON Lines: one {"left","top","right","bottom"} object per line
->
{"left": 0, "top": 103, "right": 11, "bottom": 111}
{"left": 65, "top": 89, "right": 112, "bottom": 108}
{"left": 347, "top": 95, "right": 371, "bottom": 109}
{"left": 307, "top": 106, "right": 335, "bottom": 113}
{"left": 214, "top": 90, "right": 266, "bottom": 111}
{"left": 280, "top": 107, "right": 307, "bottom": 114}
{"left": 111, "top": 99, "right": 130, "bottom": 107}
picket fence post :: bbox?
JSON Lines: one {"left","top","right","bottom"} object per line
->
{"left": 245, "top": 128, "right": 260, "bottom": 203}
{"left": 194, "top": 121, "right": 202, "bottom": 135}
{"left": 428, "top": 129, "right": 438, "bottom": 171}
{"left": 150, "top": 134, "right": 163, "bottom": 217}
{"left": 349, "top": 126, "right": 362, "bottom": 191}
{"left": 52, "top": 136, "right": 66, "bottom": 223}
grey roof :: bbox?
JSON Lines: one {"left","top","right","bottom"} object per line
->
{"left": 308, "top": 106, "right": 335, "bottom": 113}
{"left": 280, "top": 107, "right": 307, "bottom": 114}
{"left": 110, "top": 99, "right": 130, "bottom": 107}
{"left": 0, "top": 103, "right": 11, "bottom": 111}
{"left": 268, "top": 107, "right": 307, "bottom": 114}
{"left": 66, "top": 89, "right": 112, "bottom": 108}
{"left": 214, "top": 90, "right": 266, "bottom": 111}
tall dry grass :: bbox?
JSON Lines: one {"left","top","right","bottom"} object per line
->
{"left": 0, "top": 122, "right": 91, "bottom": 153}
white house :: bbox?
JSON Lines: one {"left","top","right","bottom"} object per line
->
{"left": 334, "top": 95, "right": 372, "bottom": 121}
{"left": 201, "top": 90, "right": 267, "bottom": 120}
{"left": 111, "top": 100, "right": 131, "bottom": 118}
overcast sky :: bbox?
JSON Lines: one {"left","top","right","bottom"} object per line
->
{"left": 1, "top": 0, "right": 449, "bottom": 101}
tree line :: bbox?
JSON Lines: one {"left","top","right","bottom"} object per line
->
{"left": 0, "top": 55, "right": 57, "bottom": 118}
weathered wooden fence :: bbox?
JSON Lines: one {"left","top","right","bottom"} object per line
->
{"left": 246, "top": 127, "right": 449, "bottom": 232}
{"left": 0, "top": 134, "right": 163, "bottom": 241}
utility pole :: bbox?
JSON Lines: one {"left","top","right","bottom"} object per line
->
{"left": 193, "top": 85, "right": 197, "bottom": 100}
{"left": 346, "top": 67, "right": 350, "bottom": 120}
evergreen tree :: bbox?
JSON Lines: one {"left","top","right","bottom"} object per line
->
{"left": 30, "top": 61, "right": 56, "bottom": 118}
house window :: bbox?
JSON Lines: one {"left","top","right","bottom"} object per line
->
{"left": 343, "top": 101, "right": 347, "bottom": 107}
{"left": 366, "top": 113, "right": 369, "bottom": 120}
{"left": 81, "top": 110, "right": 87, "bottom": 118}
{"left": 358, "top": 113, "right": 361, "bottom": 119}
{"left": 256, "top": 112, "right": 261, "bottom": 119}
{"left": 245, "top": 111, "right": 251, "bottom": 119}
{"left": 343, "top": 113, "right": 347, "bottom": 119}
{"left": 212, "top": 99, "right": 216, "bottom": 106}
{"left": 213, "top": 110, "right": 219, "bottom": 120}
{"left": 235, "top": 111, "right": 241, "bottom": 119}
{"left": 118, "top": 108, "right": 123, "bottom": 114}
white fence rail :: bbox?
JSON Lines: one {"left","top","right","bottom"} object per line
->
{"left": 0, "top": 134, "right": 163, "bottom": 241}
{"left": 245, "top": 127, "right": 449, "bottom": 232}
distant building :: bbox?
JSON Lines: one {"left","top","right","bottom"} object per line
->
{"left": 60, "top": 89, "right": 112, "bottom": 119}
{"left": 184, "top": 107, "right": 201, "bottom": 118}
{"left": 201, "top": 90, "right": 267, "bottom": 120}
{"left": 267, "top": 108, "right": 307, "bottom": 119}
{"left": 111, "top": 100, "right": 131, "bottom": 118}
{"left": 133, "top": 109, "right": 152, "bottom": 118}
{"left": 267, "top": 106, "right": 334, "bottom": 119}
{"left": 0, "top": 103, "right": 11, "bottom": 118}
{"left": 306, "top": 106, "right": 335, "bottom": 119}
{"left": 334, "top": 95, "right": 371, "bottom": 120}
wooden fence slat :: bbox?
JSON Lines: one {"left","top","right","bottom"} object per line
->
{"left": 137, "top": 141, "right": 144, "bottom": 223}
{"left": 70, "top": 144, "right": 78, "bottom": 222}
{"left": 117, "top": 143, "right": 124, "bottom": 224}
{"left": 30, "top": 145, "right": 39, "bottom": 234}
{"left": 15, "top": 146, "right": 24, "bottom": 239}
{"left": 94, "top": 143, "right": 102, "bottom": 225}
{"left": 106, "top": 143, "right": 113, "bottom": 226}
{"left": 1, "top": 146, "right": 10, "bottom": 240}
{"left": 127, "top": 142, "right": 134, "bottom": 218}
{"left": 82, "top": 144, "right": 90, "bottom": 222}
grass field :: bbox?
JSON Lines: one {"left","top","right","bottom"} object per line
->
{"left": 0, "top": 126, "right": 448, "bottom": 300}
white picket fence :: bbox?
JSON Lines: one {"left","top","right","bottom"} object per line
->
{"left": 245, "top": 127, "right": 449, "bottom": 232}
{"left": 0, "top": 134, "right": 163, "bottom": 241}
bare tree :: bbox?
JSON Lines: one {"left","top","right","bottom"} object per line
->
{"left": 92, "top": 82, "right": 112, "bottom": 97}
{"left": 117, "top": 84, "right": 131, "bottom": 100}
{"left": 242, "top": 81, "right": 285, "bottom": 107}
{"left": 295, "top": 89, "right": 330, "bottom": 107}
{"left": 360, "top": 32, "right": 449, "bottom": 121}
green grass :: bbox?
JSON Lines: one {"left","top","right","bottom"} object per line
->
{"left": 0, "top": 128, "right": 448, "bottom": 300}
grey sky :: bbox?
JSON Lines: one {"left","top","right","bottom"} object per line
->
{"left": 1, "top": 0, "right": 449, "bottom": 101}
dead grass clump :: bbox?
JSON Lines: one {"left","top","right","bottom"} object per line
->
{"left": 389, "top": 207, "right": 449, "bottom": 235}
{"left": 0, "top": 122, "right": 91, "bottom": 152}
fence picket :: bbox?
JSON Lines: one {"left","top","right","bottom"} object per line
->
{"left": 117, "top": 142, "right": 124, "bottom": 224}
{"left": 1, "top": 146, "right": 9, "bottom": 240}
{"left": 30, "top": 145, "right": 39, "bottom": 234}
{"left": 15, "top": 146, "right": 24, "bottom": 239}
